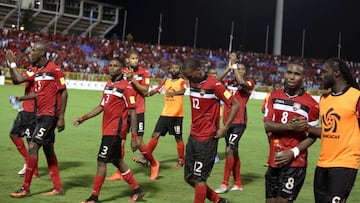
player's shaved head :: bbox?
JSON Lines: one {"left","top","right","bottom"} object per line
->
{"left": 34, "top": 42, "right": 48, "bottom": 53}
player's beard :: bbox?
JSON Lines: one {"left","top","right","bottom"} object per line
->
{"left": 171, "top": 72, "right": 180, "bottom": 79}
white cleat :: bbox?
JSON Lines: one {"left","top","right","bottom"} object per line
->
{"left": 214, "top": 184, "right": 228, "bottom": 194}
{"left": 230, "top": 185, "right": 243, "bottom": 191}
{"left": 18, "top": 164, "right": 26, "bottom": 175}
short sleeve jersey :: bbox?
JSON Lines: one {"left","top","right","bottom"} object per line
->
{"left": 222, "top": 78, "right": 255, "bottom": 125}
{"left": 264, "top": 89, "right": 319, "bottom": 167}
{"left": 124, "top": 66, "right": 150, "bottom": 114}
{"left": 189, "top": 76, "right": 234, "bottom": 141}
{"left": 100, "top": 79, "right": 136, "bottom": 139}
{"left": 155, "top": 78, "right": 187, "bottom": 117}
{"left": 34, "top": 61, "right": 66, "bottom": 117}
{"left": 23, "top": 66, "right": 37, "bottom": 113}
{"left": 317, "top": 87, "right": 360, "bottom": 169}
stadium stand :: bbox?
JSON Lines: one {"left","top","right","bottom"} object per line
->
{"left": 0, "top": 0, "right": 121, "bottom": 38}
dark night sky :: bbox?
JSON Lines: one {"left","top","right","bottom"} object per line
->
{"left": 103, "top": 0, "right": 360, "bottom": 61}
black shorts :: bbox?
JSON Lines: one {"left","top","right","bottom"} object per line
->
{"left": 32, "top": 115, "right": 58, "bottom": 146}
{"left": 314, "top": 166, "right": 357, "bottom": 203}
{"left": 184, "top": 135, "right": 218, "bottom": 182}
{"left": 265, "top": 166, "right": 306, "bottom": 201}
{"left": 225, "top": 124, "right": 246, "bottom": 149}
{"left": 154, "top": 116, "right": 183, "bottom": 139}
{"left": 10, "top": 111, "right": 36, "bottom": 139}
{"left": 97, "top": 135, "right": 122, "bottom": 163}
{"left": 127, "top": 113, "right": 145, "bottom": 136}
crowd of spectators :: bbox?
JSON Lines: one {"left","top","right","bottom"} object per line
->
{"left": 1, "top": 28, "right": 359, "bottom": 90}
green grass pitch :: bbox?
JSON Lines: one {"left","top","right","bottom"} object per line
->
{"left": 0, "top": 85, "right": 359, "bottom": 202}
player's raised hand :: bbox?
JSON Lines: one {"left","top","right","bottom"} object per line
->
{"left": 5, "top": 50, "right": 16, "bottom": 65}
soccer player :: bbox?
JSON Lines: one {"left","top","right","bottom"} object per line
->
{"left": 5, "top": 50, "right": 39, "bottom": 177}
{"left": 141, "top": 62, "right": 187, "bottom": 169}
{"left": 214, "top": 54, "right": 255, "bottom": 193}
{"left": 74, "top": 58, "right": 145, "bottom": 203}
{"left": 284, "top": 58, "right": 360, "bottom": 203}
{"left": 263, "top": 62, "right": 319, "bottom": 203}
{"left": 9, "top": 42, "right": 68, "bottom": 198}
{"left": 106, "top": 50, "right": 156, "bottom": 180}
{"left": 181, "top": 57, "right": 240, "bottom": 203}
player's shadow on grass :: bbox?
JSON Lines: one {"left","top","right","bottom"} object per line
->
{"left": 239, "top": 172, "right": 263, "bottom": 186}
{"left": 100, "top": 181, "right": 159, "bottom": 202}
{"left": 36, "top": 160, "right": 84, "bottom": 176}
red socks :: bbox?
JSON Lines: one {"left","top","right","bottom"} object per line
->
{"left": 47, "top": 155, "right": 62, "bottom": 190}
{"left": 92, "top": 175, "right": 105, "bottom": 196}
{"left": 122, "top": 169, "right": 139, "bottom": 190}
{"left": 194, "top": 185, "right": 207, "bottom": 203}
{"left": 11, "top": 137, "right": 28, "bottom": 161}
{"left": 140, "top": 145, "right": 157, "bottom": 166}
{"left": 22, "top": 156, "right": 38, "bottom": 191}
{"left": 177, "top": 140, "right": 185, "bottom": 163}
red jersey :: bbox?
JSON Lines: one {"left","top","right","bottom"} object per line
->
{"left": 189, "top": 76, "right": 234, "bottom": 141}
{"left": 34, "top": 61, "right": 66, "bottom": 117}
{"left": 100, "top": 79, "right": 136, "bottom": 139}
{"left": 222, "top": 78, "right": 255, "bottom": 125}
{"left": 23, "top": 66, "right": 37, "bottom": 113}
{"left": 124, "top": 66, "right": 150, "bottom": 114}
{"left": 264, "top": 89, "right": 319, "bottom": 167}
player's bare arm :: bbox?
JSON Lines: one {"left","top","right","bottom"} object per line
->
{"left": 264, "top": 116, "right": 309, "bottom": 132}
{"left": 17, "top": 92, "right": 37, "bottom": 101}
{"left": 6, "top": 50, "right": 28, "bottom": 84}
{"left": 73, "top": 106, "right": 103, "bottom": 126}
{"left": 129, "top": 108, "right": 138, "bottom": 152}
{"left": 275, "top": 136, "right": 317, "bottom": 165}
{"left": 215, "top": 98, "right": 240, "bottom": 138}
{"left": 57, "top": 89, "right": 68, "bottom": 132}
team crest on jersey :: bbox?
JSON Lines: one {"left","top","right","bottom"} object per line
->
{"left": 130, "top": 96, "right": 135, "bottom": 104}
{"left": 27, "top": 70, "right": 34, "bottom": 77}
{"left": 200, "top": 89, "right": 205, "bottom": 96}
{"left": 60, "top": 77, "right": 65, "bottom": 85}
{"left": 293, "top": 102, "right": 301, "bottom": 111}
{"left": 224, "top": 90, "right": 232, "bottom": 99}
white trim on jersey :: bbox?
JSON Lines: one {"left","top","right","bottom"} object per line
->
{"left": 226, "top": 86, "right": 238, "bottom": 91}
{"left": 273, "top": 103, "right": 309, "bottom": 119}
{"left": 190, "top": 91, "right": 218, "bottom": 99}
{"left": 103, "top": 89, "right": 129, "bottom": 107}
{"left": 308, "top": 120, "right": 319, "bottom": 126}
{"left": 35, "top": 76, "right": 55, "bottom": 81}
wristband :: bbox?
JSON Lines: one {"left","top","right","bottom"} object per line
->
{"left": 131, "top": 133, "right": 137, "bottom": 139}
{"left": 10, "top": 62, "right": 17, "bottom": 69}
{"left": 291, "top": 147, "right": 300, "bottom": 158}
{"left": 81, "top": 115, "right": 88, "bottom": 121}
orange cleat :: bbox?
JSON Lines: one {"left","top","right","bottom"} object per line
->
{"left": 105, "top": 170, "right": 123, "bottom": 181}
{"left": 41, "top": 188, "right": 64, "bottom": 196}
{"left": 9, "top": 187, "right": 30, "bottom": 198}
{"left": 150, "top": 161, "right": 160, "bottom": 180}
